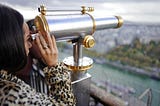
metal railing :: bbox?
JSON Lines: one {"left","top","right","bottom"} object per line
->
{"left": 138, "top": 88, "right": 152, "bottom": 106}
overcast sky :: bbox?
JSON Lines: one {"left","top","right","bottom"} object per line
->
{"left": 0, "top": 0, "right": 160, "bottom": 24}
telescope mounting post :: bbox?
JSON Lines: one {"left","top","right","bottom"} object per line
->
{"left": 62, "top": 37, "right": 93, "bottom": 106}
{"left": 63, "top": 37, "right": 94, "bottom": 81}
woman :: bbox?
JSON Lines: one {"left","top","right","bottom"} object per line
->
{"left": 0, "top": 4, "right": 75, "bottom": 106}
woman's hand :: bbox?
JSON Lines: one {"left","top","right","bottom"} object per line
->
{"left": 34, "top": 31, "right": 58, "bottom": 67}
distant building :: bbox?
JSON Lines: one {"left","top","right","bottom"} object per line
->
{"left": 140, "top": 36, "right": 160, "bottom": 44}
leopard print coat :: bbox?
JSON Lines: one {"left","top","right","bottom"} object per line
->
{"left": 0, "top": 62, "right": 76, "bottom": 106}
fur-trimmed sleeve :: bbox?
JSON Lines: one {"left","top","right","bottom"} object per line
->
{"left": 43, "top": 62, "right": 76, "bottom": 105}
{"left": 0, "top": 62, "right": 76, "bottom": 106}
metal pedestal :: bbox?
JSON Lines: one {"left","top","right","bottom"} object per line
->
{"left": 72, "top": 72, "right": 91, "bottom": 106}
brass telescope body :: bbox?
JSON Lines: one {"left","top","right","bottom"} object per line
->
{"left": 28, "top": 5, "right": 123, "bottom": 72}
{"left": 32, "top": 14, "right": 123, "bottom": 41}
{"left": 29, "top": 6, "right": 123, "bottom": 42}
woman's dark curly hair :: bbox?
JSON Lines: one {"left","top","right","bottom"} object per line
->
{"left": 0, "top": 4, "right": 27, "bottom": 73}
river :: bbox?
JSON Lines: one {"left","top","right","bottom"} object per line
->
{"left": 89, "top": 63, "right": 160, "bottom": 106}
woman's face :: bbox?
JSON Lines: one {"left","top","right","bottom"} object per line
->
{"left": 23, "top": 22, "right": 32, "bottom": 56}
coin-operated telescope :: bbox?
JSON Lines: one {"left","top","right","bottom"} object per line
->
{"left": 27, "top": 5, "right": 123, "bottom": 106}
